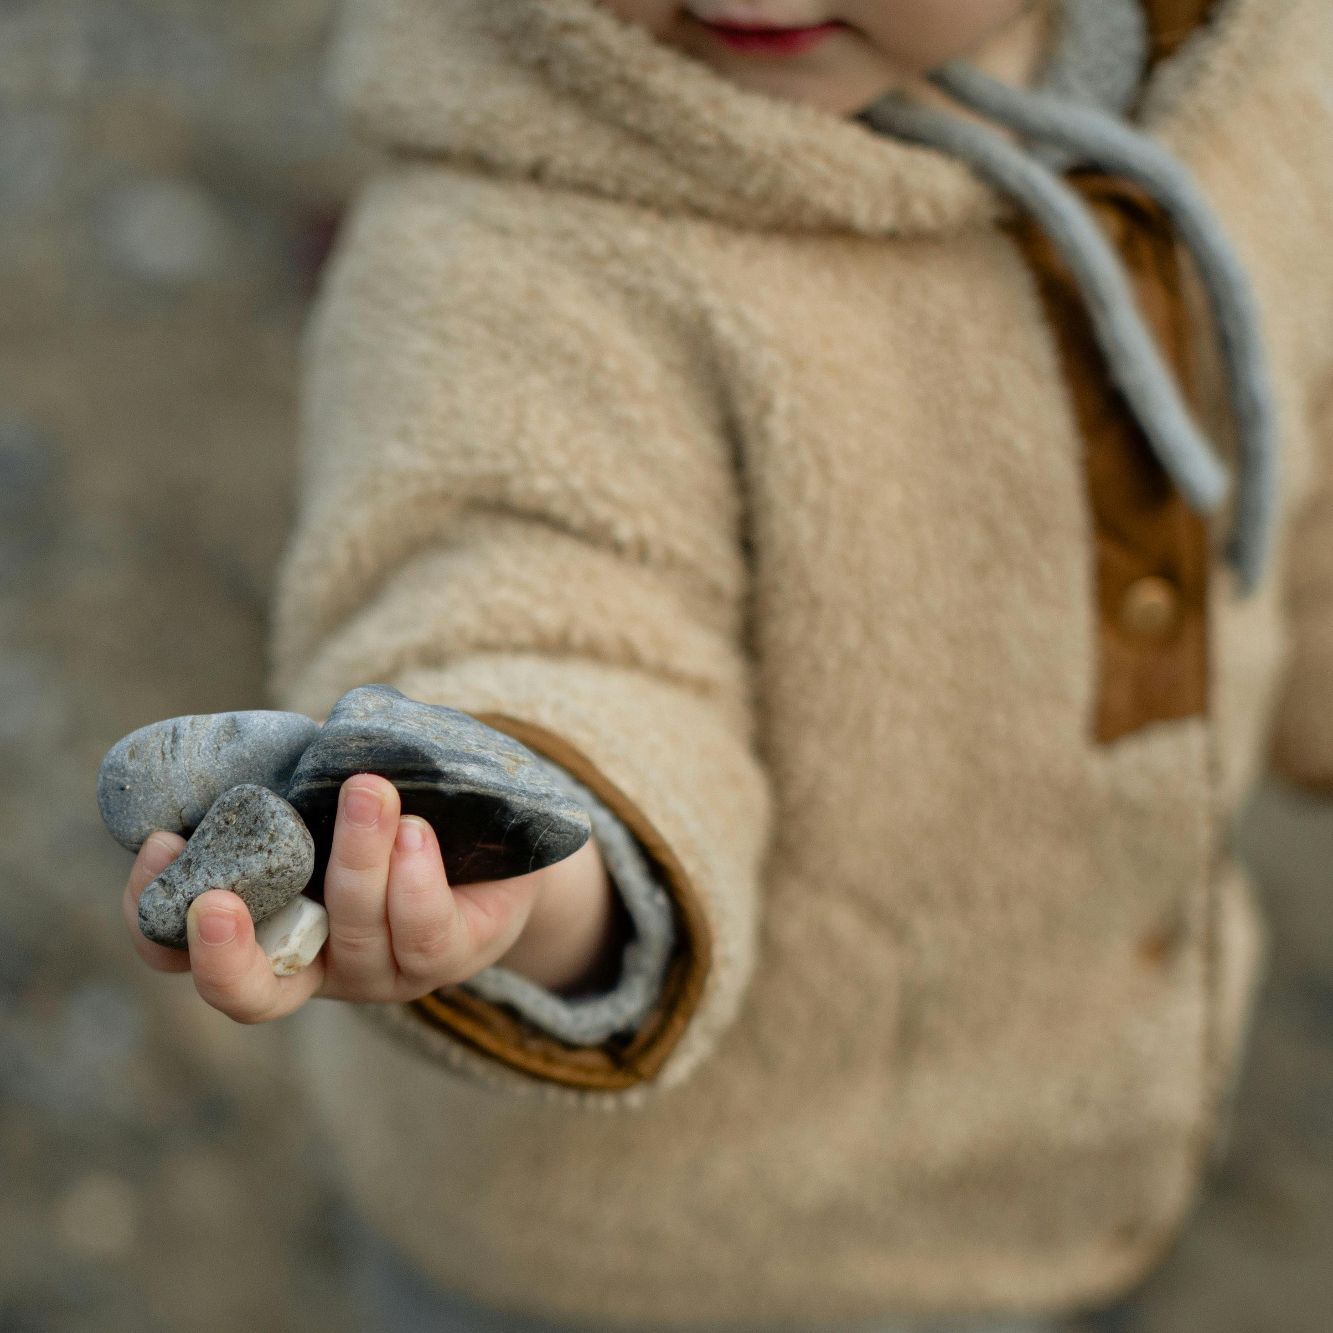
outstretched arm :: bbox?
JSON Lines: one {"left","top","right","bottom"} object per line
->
{"left": 264, "top": 171, "right": 773, "bottom": 1102}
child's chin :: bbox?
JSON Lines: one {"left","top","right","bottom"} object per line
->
{"left": 720, "top": 66, "right": 899, "bottom": 118}
{"left": 710, "top": 49, "right": 905, "bottom": 115}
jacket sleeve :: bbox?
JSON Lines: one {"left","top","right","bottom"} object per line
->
{"left": 264, "top": 171, "right": 773, "bottom": 1104}
{"left": 459, "top": 751, "right": 678, "bottom": 1047}
{"left": 1268, "top": 365, "right": 1333, "bottom": 792}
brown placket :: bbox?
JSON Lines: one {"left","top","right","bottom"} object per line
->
{"left": 1005, "top": 174, "right": 1212, "bottom": 743}
{"left": 1146, "top": 0, "right": 1220, "bottom": 62}
{"left": 999, "top": 0, "right": 1222, "bottom": 744}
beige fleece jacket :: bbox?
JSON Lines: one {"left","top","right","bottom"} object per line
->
{"left": 265, "top": 0, "right": 1333, "bottom": 1324}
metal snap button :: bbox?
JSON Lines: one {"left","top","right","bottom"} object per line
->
{"left": 1119, "top": 574, "right": 1182, "bottom": 640}
{"left": 1137, "top": 913, "right": 1185, "bottom": 967}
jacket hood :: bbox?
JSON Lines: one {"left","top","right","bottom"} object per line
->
{"left": 327, "top": 0, "right": 1289, "bottom": 238}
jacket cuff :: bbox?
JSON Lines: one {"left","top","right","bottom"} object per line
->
{"left": 458, "top": 752, "right": 677, "bottom": 1045}
{"left": 392, "top": 699, "right": 717, "bottom": 1097}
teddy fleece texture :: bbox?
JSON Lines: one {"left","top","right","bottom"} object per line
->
{"left": 475, "top": 0, "right": 1284, "bottom": 1053}
{"left": 264, "top": 0, "right": 1333, "bottom": 1324}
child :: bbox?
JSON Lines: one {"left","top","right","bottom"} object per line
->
{"left": 122, "top": 0, "right": 1333, "bottom": 1328}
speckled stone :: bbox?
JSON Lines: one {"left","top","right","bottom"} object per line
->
{"left": 138, "top": 784, "right": 315, "bottom": 950}
{"left": 284, "top": 683, "right": 591, "bottom": 891}
{"left": 98, "top": 710, "right": 319, "bottom": 850}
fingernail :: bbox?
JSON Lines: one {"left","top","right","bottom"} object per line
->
{"left": 344, "top": 784, "right": 383, "bottom": 827}
{"left": 197, "top": 910, "right": 237, "bottom": 945}
{"left": 396, "top": 818, "right": 425, "bottom": 853}
{"left": 143, "top": 835, "right": 175, "bottom": 874}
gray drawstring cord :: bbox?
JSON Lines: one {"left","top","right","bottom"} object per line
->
{"left": 929, "top": 59, "right": 1278, "bottom": 591}
{"left": 860, "top": 92, "right": 1233, "bottom": 519}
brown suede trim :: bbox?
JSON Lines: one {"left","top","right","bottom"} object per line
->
{"left": 1005, "top": 172, "right": 1211, "bottom": 743}
{"left": 403, "top": 712, "right": 712, "bottom": 1090}
{"left": 1144, "top": 0, "right": 1220, "bottom": 64}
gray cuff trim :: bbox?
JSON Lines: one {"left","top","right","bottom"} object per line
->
{"left": 458, "top": 752, "right": 678, "bottom": 1046}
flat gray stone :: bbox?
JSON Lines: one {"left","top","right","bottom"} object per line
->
{"left": 284, "top": 684, "right": 591, "bottom": 890}
{"left": 138, "top": 784, "right": 315, "bottom": 950}
{"left": 98, "top": 710, "right": 319, "bottom": 850}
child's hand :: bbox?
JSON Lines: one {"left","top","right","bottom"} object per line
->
{"left": 121, "top": 773, "right": 622, "bottom": 1024}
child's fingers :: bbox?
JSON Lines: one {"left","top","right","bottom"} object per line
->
{"left": 450, "top": 874, "right": 542, "bottom": 973}
{"left": 185, "top": 889, "right": 323, "bottom": 1023}
{"left": 384, "top": 816, "right": 471, "bottom": 989}
{"left": 123, "top": 832, "right": 192, "bottom": 973}
{"left": 385, "top": 816, "right": 540, "bottom": 994}
{"left": 321, "top": 774, "right": 400, "bottom": 997}
{"left": 128, "top": 830, "right": 186, "bottom": 896}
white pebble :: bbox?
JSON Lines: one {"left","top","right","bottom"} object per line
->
{"left": 256, "top": 895, "right": 329, "bottom": 976}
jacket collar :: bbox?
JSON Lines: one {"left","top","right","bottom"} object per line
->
{"left": 329, "top": 0, "right": 1292, "bottom": 237}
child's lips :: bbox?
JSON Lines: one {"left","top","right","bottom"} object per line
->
{"left": 698, "top": 18, "right": 848, "bottom": 56}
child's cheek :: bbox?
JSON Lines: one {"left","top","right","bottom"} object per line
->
{"left": 853, "top": 0, "right": 1045, "bottom": 73}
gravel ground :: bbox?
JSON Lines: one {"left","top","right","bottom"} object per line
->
{"left": 2, "top": 4, "right": 1330, "bottom": 1330}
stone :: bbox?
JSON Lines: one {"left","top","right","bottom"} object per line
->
{"left": 255, "top": 894, "right": 329, "bottom": 976}
{"left": 284, "top": 683, "right": 591, "bottom": 890}
{"left": 99, "top": 177, "right": 231, "bottom": 284}
{"left": 97, "top": 710, "right": 320, "bottom": 850}
{"left": 138, "top": 784, "right": 314, "bottom": 950}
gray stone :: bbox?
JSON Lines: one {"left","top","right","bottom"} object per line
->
{"left": 97, "top": 709, "right": 320, "bottom": 851}
{"left": 284, "top": 684, "right": 591, "bottom": 890}
{"left": 138, "top": 783, "right": 315, "bottom": 951}
{"left": 99, "top": 177, "right": 232, "bottom": 284}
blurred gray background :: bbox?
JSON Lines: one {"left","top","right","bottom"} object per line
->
{"left": 2, "top": 2, "right": 1331, "bottom": 1330}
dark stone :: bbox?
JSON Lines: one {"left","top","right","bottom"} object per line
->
{"left": 98, "top": 710, "right": 320, "bottom": 850}
{"left": 138, "top": 784, "right": 314, "bottom": 950}
{"left": 284, "top": 684, "right": 590, "bottom": 891}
